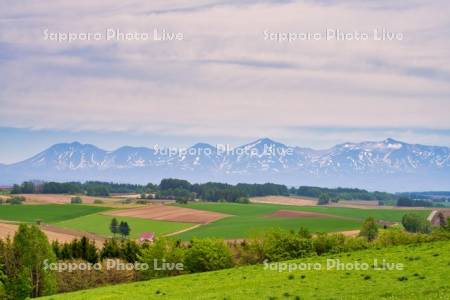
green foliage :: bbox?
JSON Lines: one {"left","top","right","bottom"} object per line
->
{"left": 70, "top": 196, "right": 83, "bottom": 204}
{"left": 52, "top": 237, "right": 98, "bottom": 263}
{"left": 99, "top": 239, "right": 142, "bottom": 263}
{"left": 55, "top": 259, "right": 136, "bottom": 294}
{"left": 318, "top": 193, "right": 330, "bottom": 205}
{"left": 1, "top": 225, "right": 57, "bottom": 299}
{"left": 312, "top": 233, "right": 347, "bottom": 255}
{"left": 119, "top": 221, "right": 131, "bottom": 238}
{"left": 402, "top": 213, "right": 431, "bottom": 233}
{"left": 397, "top": 196, "right": 433, "bottom": 207}
{"left": 246, "top": 229, "right": 315, "bottom": 262}
{"left": 292, "top": 186, "right": 396, "bottom": 202}
{"left": 139, "top": 238, "right": 185, "bottom": 279}
{"left": 6, "top": 196, "right": 26, "bottom": 205}
{"left": 184, "top": 238, "right": 233, "bottom": 273}
{"left": 110, "top": 218, "right": 119, "bottom": 237}
{"left": 359, "top": 217, "right": 379, "bottom": 241}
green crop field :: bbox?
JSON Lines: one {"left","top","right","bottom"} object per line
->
{"left": 55, "top": 214, "right": 194, "bottom": 239}
{"left": 173, "top": 203, "right": 430, "bottom": 240}
{"left": 40, "top": 240, "right": 450, "bottom": 300}
{"left": 0, "top": 204, "right": 110, "bottom": 223}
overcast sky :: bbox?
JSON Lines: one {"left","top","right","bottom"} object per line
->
{"left": 1, "top": 0, "right": 450, "bottom": 163}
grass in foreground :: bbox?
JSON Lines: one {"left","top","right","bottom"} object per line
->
{"left": 40, "top": 240, "right": 450, "bottom": 300}
{"left": 174, "top": 203, "right": 430, "bottom": 240}
{"left": 0, "top": 204, "right": 110, "bottom": 223}
{"left": 55, "top": 214, "right": 194, "bottom": 238}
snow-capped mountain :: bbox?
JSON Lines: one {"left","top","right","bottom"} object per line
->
{"left": 1, "top": 138, "right": 449, "bottom": 191}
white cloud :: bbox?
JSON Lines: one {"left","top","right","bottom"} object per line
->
{"left": 1, "top": 0, "right": 450, "bottom": 144}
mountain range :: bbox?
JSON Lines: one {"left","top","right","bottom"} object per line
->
{"left": 1, "top": 138, "right": 449, "bottom": 192}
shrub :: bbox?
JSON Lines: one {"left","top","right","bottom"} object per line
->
{"left": 93, "top": 199, "right": 104, "bottom": 204}
{"left": 262, "top": 229, "right": 315, "bottom": 261}
{"left": 242, "top": 229, "right": 315, "bottom": 263}
{"left": 70, "top": 196, "right": 83, "bottom": 204}
{"left": 7, "top": 196, "right": 26, "bottom": 205}
{"left": 313, "top": 233, "right": 346, "bottom": 255}
{"left": 359, "top": 217, "right": 379, "bottom": 241}
{"left": 56, "top": 259, "right": 136, "bottom": 293}
{"left": 374, "top": 228, "right": 430, "bottom": 247}
{"left": 184, "top": 238, "right": 233, "bottom": 273}
{"left": 138, "top": 238, "right": 185, "bottom": 279}
{"left": 402, "top": 213, "right": 431, "bottom": 233}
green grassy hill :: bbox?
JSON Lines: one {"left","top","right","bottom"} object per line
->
{"left": 40, "top": 240, "right": 450, "bottom": 300}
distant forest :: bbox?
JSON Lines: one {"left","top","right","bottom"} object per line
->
{"left": 8, "top": 179, "right": 444, "bottom": 207}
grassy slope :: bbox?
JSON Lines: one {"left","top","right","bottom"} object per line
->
{"left": 55, "top": 214, "right": 194, "bottom": 238}
{"left": 0, "top": 204, "right": 110, "bottom": 223}
{"left": 41, "top": 240, "right": 450, "bottom": 300}
{"left": 174, "top": 203, "right": 430, "bottom": 240}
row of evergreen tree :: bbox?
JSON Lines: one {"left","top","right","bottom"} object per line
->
{"left": 10, "top": 178, "right": 399, "bottom": 203}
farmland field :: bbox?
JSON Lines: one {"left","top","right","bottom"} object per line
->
{"left": 40, "top": 240, "right": 450, "bottom": 300}
{"left": 0, "top": 204, "right": 110, "bottom": 223}
{"left": 173, "top": 203, "right": 431, "bottom": 240}
{"left": 55, "top": 214, "right": 194, "bottom": 239}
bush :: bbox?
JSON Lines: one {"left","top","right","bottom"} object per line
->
{"left": 402, "top": 213, "right": 431, "bottom": 233}
{"left": 242, "top": 229, "right": 314, "bottom": 263}
{"left": 236, "top": 197, "right": 250, "bottom": 204}
{"left": 56, "top": 259, "right": 136, "bottom": 293}
{"left": 184, "top": 238, "right": 233, "bottom": 273}
{"left": 318, "top": 193, "right": 330, "bottom": 205}
{"left": 7, "top": 196, "right": 26, "bottom": 205}
{"left": 313, "top": 233, "right": 346, "bottom": 255}
{"left": 138, "top": 238, "right": 185, "bottom": 279}
{"left": 262, "top": 229, "right": 314, "bottom": 261}
{"left": 71, "top": 196, "right": 83, "bottom": 204}
{"left": 374, "top": 228, "right": 430, "bottom": 247}
{"left": 93, "top": 199, "right": 104, "bottom": 204}
{"left": 359, "top": 217, "right": 379, "bottom": 241}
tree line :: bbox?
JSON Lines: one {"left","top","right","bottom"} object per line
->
{"left": 10, "top": 178, "right": 440, "bottom": 206}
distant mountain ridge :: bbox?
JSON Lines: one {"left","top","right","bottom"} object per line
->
{"left": 1, "top": 138, "right": 449, "bottom": 191}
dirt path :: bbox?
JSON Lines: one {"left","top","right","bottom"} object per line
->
{"left": 164, "top": 224, "right": 202, "bottom": 237}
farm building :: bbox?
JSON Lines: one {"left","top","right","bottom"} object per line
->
{"left": 139, "top": 232, "right": 155, "bottom": 243}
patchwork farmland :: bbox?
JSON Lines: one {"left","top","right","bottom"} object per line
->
{"left": 0, "top": 197, "right": 432, "bottom": 243}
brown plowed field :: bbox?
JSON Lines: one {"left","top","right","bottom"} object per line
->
{"left": 0, "top": 223, "right": 104, "bottom": 246}
{"left": 104, "top": 204, "right": 229, "bottom": 224}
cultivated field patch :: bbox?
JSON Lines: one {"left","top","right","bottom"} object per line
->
{"left": 265, "top": 210, "right": 344, "bottom": 219}
{"left": 55, "top": 213, "right": 194, "bottom": 239}
{"left": 250, "top": 196, "right": 317, "bottom": 206}
{"left": 0, "top": 204, "right": 110, "bottom": 223}
{"left": 0, "top": 222, "right": 104, "bottom": 246}
{"left": 104, "top": 204, "right": 229, "bottom": 224}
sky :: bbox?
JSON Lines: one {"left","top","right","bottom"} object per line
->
{"left": 0, "top": 0, "right": 450, "bottom": 164}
